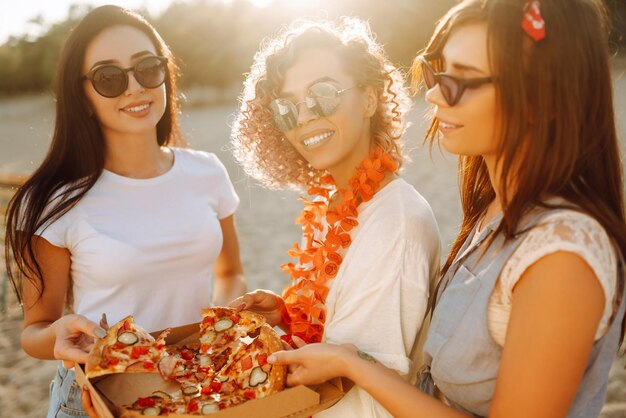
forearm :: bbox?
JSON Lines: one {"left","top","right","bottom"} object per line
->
{"left": 212, "top": 273, "right": 247, "bottom": 307}
{"left": 343, "top": 354, "right": 470, "bottom": 418}
{"left": 21, "top": 321, "right": 57, "bottom": 360}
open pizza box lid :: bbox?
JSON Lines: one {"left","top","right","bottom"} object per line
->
{"left": 74, "top": 322, "right": 347, "bottom": 418}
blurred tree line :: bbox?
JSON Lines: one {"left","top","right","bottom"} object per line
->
{"left": 0, "top": 0, "right": 624, "bottom": 97}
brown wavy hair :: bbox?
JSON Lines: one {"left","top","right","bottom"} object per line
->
{"left": 412, "top": 0, "right": 626, "bottom": 345}
{"left": 231, "top": 17, "right": 411, "bottom": 190}
{"left": 5, "top": 5, "right": 183, "bottom": 306}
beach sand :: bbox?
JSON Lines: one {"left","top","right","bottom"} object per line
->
{"left": 1, "top": 67, "right": 625, "bottom": 416}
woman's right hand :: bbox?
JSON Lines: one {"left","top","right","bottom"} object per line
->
{"left": 228, "top": 289, "right": 285, "bottom": 327}
{"left": 51, "top": 314, "right": 106, "bottom": 368}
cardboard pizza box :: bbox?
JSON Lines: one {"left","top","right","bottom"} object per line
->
{"left": 74, "top": 322, "right": 346, "bottom": 418}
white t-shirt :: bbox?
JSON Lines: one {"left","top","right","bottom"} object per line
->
{"left": 317, "top": 178, "right": 441, "bottom": 418}
{"left": 36, "top": 148, "right": 239, "bottom": 332}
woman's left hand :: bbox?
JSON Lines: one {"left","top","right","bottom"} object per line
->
{"left": 268, "top": 343, "right": 356, "bottom": 386}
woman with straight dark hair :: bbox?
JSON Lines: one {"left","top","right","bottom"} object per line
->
{"left": 267, "top": 1, "right": 626, "bottom": 417}
{"left": 4, "top": 5, "right": 246, "bottom": 417}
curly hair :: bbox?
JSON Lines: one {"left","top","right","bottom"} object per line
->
{"left": 231, "top": 18, "right": 411, "bottom": 191}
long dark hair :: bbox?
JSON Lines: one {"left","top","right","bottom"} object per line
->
{"left": 413, "top": 0, "right": 626, "bottom": 345}
{"left": 5, "top": 5, "right": 183, "bottom": 305}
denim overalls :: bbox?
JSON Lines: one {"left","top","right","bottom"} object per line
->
{"left": 47, "top": 364, "right": 88, "bottom": 418}
{"left": 418, "top": 208, "right": 626, "bottom": 418}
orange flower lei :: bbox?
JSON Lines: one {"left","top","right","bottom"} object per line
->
{"left": 280, "top": 148, "right": 397, "bottom": 346}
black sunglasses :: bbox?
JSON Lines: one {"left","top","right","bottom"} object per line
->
{"left": 83, "top": 55, "right": 168, "bottom": 98}
{"left": 418, "top": 56, "right": 494, "bottom": 106}
{"left": 270, "top": 81, "right": 358, "bottom": 132}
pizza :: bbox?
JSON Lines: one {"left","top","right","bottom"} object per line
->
{"left": 86, "top": 315, "right": 170, "bottom": 379}
{"left": 87, "top": 307, "right": 286, "bottom": 415}
{"left": 214, "top": 324, "right": 285, "bottom": 399}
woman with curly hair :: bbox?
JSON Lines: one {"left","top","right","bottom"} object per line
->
{"left": 229, "top": 18, "right": 441, "bottom": 417}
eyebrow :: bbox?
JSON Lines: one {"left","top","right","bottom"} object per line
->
{"left": 89, "top": 51, "right": 156, "bottom": 69}
{"left": 445, "top": 60, "right": 488, "bottom": 76}
{"left": 280, "top": 76, "right": 339, "bottom": 97}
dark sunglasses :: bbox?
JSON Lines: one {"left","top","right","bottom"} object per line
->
{"left": 83, "top": 55, "right": 168, "bottom": 98}
{"left": 270, "top": 81, "right": 358, "bottom": 132}
{"left": 418, "top": 56, "right": 494, "bottom": 106}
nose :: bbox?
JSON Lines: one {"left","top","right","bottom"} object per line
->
{"left": 295, "top": 101, "right": 318, "bottom": 127}
{"left": 124, "top": 70, "right": 145, "bottom": 95}
{"left": 425, "top": 83, "right": 449, "bottom": 108}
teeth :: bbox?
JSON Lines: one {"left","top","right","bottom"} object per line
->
{"left": 125, "top": 103, "right": 150, "bottom": 112}
{"left": 439, "top": 121, "right": 458, "bottom": 129}
{"left": 303, "top": 131, "right": 333, "bottom": 147}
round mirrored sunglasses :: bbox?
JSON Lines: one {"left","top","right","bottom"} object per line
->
{"left": 270, "top": 81, "right": 358, "bottom": 132}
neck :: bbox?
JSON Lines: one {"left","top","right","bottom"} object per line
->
{"left": 103, "top": 131, "right": 173, "bottom": 178}
{"left": 327, "top": 131, "right": 372, "bottom": 191}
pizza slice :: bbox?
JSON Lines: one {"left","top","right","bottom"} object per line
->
{"left": 158, "top": 344, "right": 216, "bottom": 384}
{"left": 216, "top": 323, "right": 285, "bottom": 400}
{"left": 86, "top": 315, "right": 170, "bottom": 379}
{"left": 198, "top": 307, "right": 264, "bottom": 364}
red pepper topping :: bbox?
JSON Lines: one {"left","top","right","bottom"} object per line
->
{"left": 241, "top": 356, "right": 253, "bottom": 371}
{"left": 143, "top": 360, "right": 155, "bottom": 370}
{"left": 243, "top": 390, "right": 256, "bottom": 399}
{"left": 136, "top": 397, "right": 156, "bottom": 408}
{"left": 187, "top": 400, "right": 199, "bottom": 413}
{"left": 107, "top": 358, "right": 120, "bottom": 366}
{"left": 181, "top": 349, "right": 195, "bottom": 361}
{"left": 130, "top": 346, "right": 150, "bottom": 359}
{"left": 229, "top": 313, "right": 241, "bottom": 324}
{"left": 256, "top": 353, "right": 268, "bottom": 366}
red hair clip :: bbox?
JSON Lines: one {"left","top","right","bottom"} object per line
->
{"left": 521, "top": 0, "right": 546, "bottom": 42}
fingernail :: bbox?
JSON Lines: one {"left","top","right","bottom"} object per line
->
{"left": 267, "top": 355, "right": 276, "bottom": 363}
{"left": 94, "top": 327, "right": 107, "bottom": 338}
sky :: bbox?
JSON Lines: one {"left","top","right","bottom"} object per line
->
{"left": 0, "top": 0, "right": 200, "bottom": 45}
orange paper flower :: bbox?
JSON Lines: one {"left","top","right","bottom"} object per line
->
{"left": 281, "top": 148, "right": 395, "bottom": 345}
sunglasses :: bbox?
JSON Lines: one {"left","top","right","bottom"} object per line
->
{"left": 270, "top": 81, "right": 358, "bottom": 132}
{"left": 418, "top": 56, "right": 494, "bottom": 106}
{"left": 83, "top": 55, "right": 168, "bottom": 98}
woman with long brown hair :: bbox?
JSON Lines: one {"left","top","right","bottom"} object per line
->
{"left": 4, "top": 6, "right": 246, "bottom": 417}
{"left": 267, "top": 1, "right": 626, "bottom": 417}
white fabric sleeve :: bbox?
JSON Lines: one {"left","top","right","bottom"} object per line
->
{"left": 499, "top": 211, "right": 617, "bottom": 338}
{"left": 323, "top": 209, "right": 437, "bottom": 375}
{"left": 32, "top": 190, "right": 70, "bottom": 248}
{"left": 209, "top": 154, "right": 239, "bottom": 219}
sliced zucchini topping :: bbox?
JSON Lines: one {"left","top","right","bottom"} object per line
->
{"left": 117, "top": 331, "right": 138, "bottom": 346}
{"left": 182, "top": 384, "right": 199, "bottom": 396}
{"left": 249, "top": 366, "right": 268, "bottom": 387}
{"left": 214, "top": 318, "right": 234, "bottom": 332}
{"left": 201, "top": 403, "right": 220, "bottom": 415}
{"left": 142, "top": 406, "right": 162, "bottom": 416}
{"left": 151, "top": 391, "right": 172, "bottom": 400}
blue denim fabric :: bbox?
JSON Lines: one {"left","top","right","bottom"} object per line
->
{"left": 47, "top": 364, "right": 88, "bottom": 418}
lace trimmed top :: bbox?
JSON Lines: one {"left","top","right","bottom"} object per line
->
{"left": 487, "top": 209, "right": 617, "bottom": 346}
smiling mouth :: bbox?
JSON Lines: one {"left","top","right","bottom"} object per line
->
{"left": 439, "top": 121, "right": 462, "bottom": 129}
{"left": 303, "top": 131, "right": 334, "bottom": 147}
{"left": 123, "top": 103, "right": 151, "bottom": 113}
